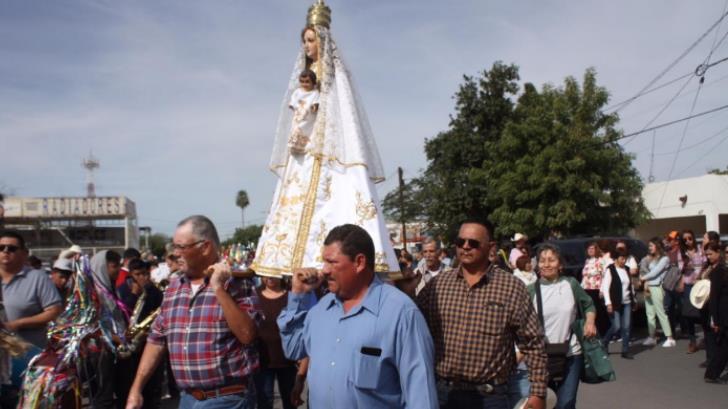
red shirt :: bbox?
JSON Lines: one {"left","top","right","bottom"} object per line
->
{"left": 148, "top": 275, "right": 261, "bottom": 389}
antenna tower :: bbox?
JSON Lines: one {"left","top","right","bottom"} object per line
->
{"left": 82, "top": 152, "right": 100, "bottom": 197}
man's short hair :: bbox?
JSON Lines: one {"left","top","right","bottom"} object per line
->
{"left": 458, "top": 218, "right": 495, "bottom": 240}
{"left": 178, "top": 215, "right": 221, "bottom": 248}
{"left": 324, "top": 224, "right": 375, "bottom": 271}
{"left": 106, "top": 250, "right": 122, "bottom": 265}
{"left": 0, "top": 230, "right": 26, "bottom": 249}
{"left": 615, "top": 248, "right": 628, "bottom": 259}
{"left": 128, "top": 258, "right": 148, "bottom": 272}
{"left": 123, "top": 248, "right": 141, "bottom": 261}
{"left": 422, "top": 237, "right": 440, "bottom": 250}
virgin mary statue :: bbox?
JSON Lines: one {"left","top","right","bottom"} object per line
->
{"left": 251, "top": 1, "right": 399, "bottom": 278}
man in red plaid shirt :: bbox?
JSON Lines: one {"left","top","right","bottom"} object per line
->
{"left": 126, "top": 215, "right": 261, "bottom": 409}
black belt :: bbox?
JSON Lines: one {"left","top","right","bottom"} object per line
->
{"left": 436, "top": 378, "right": 506, "bottom": 395}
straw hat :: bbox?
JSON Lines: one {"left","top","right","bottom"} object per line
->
{"left": 512, "top": 233, "right": 528, "bottom": 242}
{"left": 690, "top": 279, "right": 711, "bottom": 309}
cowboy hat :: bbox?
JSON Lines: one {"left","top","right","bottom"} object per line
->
{"left": 512, "top": 233, "right": 528, "bottom": 242}
{"left": 690, "top": 279, "right": 711, "bottom": 309}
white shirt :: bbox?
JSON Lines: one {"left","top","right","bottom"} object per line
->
{"left": 534, "top": 279, "right": 581, "bottom": 356}
{"left": 513, "top": 269, "right": 537, "bottom": 286}
{"left": 415, "top": 263, "right": 450, "bottom": 295}
{"left": 600, "top": 265, "right": 631, "bottom": 306}
{"left": 151, "top": 263, "right": 171, "bottom": 284}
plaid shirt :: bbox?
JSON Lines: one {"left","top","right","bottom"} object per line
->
{"left": 416, "top": 264, "right": 549, "bottom": 397}
{"left": 148, "top": 275, "right": 262, "bottom": 390}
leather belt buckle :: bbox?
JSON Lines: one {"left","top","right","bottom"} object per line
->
{"left": 189, "top": 389, "right": 207, "bottom": 401}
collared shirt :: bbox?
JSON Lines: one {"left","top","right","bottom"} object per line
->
{"left": 2, "top": 267, "right": 62, "bottom": 348}
{"left": 148, "top": 275, "right": 261, "bottom": 390}
{"left": 278, "top": 276, "right": 438, "bottom": 409}
{"left": 414, "top": 262, "right": 452, "bottom": 295}
{"left": 416, "top": 265, "right": 548, "bottom": 397}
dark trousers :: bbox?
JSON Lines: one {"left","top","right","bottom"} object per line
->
{"left": 253, "top": 367, "right": 297, "bottom": 409}
{"left": 680, "top": 284, "right": 698, "bottom": 342}
{"left": 440, "top": 385, "right": 510, "bottom": 409}
{"left": 585, "top": 289, "right": 610, "bottom": 336}
{"left": 0, "top": 385, "right": 19, "bottom": 409}
{"left": 705, "top": 328, "right": 728, "bottom": 380}
{"left": 89, "top": 348, "right": 116, "bottom": 408}
{"left": 115, "top": 350, "right": 163, "bottom": 409}
{"left": 664, "top": 289, "right": 682, "bottom": 336}
{"left": 701, "top": 309, "right": 717, "bottom": 361}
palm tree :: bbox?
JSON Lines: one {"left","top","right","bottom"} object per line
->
{"left": 236, "top": 190, "right": 250, "bottom": 228}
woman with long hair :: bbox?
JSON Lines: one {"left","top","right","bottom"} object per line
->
{"left": 677, "top": 230, "right": 706, "bottom": 353}
{"left": 704, "top": 242, "right": 728, "bottom": 383}
{"left": 640, "top": 238, "right": 676, "bottom": 347}
{"left": 581, "top": 242, "right": 609, "bottom": 335}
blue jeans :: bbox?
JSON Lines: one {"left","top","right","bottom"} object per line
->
{"left": 178, "top": 391, "right": 254, "bottom": 409}
{"left": 507, "top": 368, "right": 530, "bottom": 408}
{"left": 602, "top": 303, "right": 632, "bottom": 354}
{"left": 253, "top": 367, "right": 297, "bottom": 409}
{"left": 440, "top": 384, "right": 510, "bottom": 409}
{"left": 549, "top": 354, "right": 583, "bottom": 409}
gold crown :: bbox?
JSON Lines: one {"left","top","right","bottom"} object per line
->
{"left": 307, "top": 0, "right": 331, "bottom": 28}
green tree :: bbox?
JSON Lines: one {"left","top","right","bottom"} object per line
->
{"left": 381, "top": 178, "right": 426, "bottom": 223}
{"left": 387, "top": 63, "right": 648, "bottom": 240}
{"left": 235, "top": 190, "right": 250, "bottom": 228}
{"left": 481, "top": 69, "right": 648, "bottom": 238}
{"left": 708, "top": 166, "right": 728, "bottom": 175}
{"left": 224, "top": 224, "right": 264, "bottom": 247}
{"left": 147, "top": 233, "right": 170, "bottom": 257}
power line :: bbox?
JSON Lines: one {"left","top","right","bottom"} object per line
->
{"left": 604, "top": 103, "right": 728, "bottom": 144}
{"left": 676, "top": 130, "right": 728, "bottom": 177}
{"left": 654, "top": 122, "right": 728, "bottom": 156}
{"left": 620, "top": 74, "right": 694, "bottom": 147}
{"left": 611, "top": 9, "right": 728, "bottom": 114}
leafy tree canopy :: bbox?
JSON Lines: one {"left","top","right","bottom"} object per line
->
{"left": 224, "top": 224, "right": 263, "bottom": 247}
{"left": 385, "top": 62, "right": 649, "bottom": 241}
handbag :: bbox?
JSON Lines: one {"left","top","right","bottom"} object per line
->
{"left": 662, "top": 263, "right": 682, "bottom": 292}
{"left": 535, "top": 281, "right": 570, "bottom": 382}
{"left": 565, "top": 279, "right": 616, "bottom": 384}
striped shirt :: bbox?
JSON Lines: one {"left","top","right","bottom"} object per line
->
{"left": 416, "top": 264, "right": 548, "bottom": 397}
{"left": 148, "top": 275, "right": 261, "bottom": 390}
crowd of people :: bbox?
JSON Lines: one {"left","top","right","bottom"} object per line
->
{"left": 0, "top": 219, "right": 727, "bottom": 409}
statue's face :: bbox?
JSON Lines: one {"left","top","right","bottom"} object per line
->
{"left": 303, "top": 29, "right": 318, "bottom": 61}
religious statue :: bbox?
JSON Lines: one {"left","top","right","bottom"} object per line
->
{"left": 252, "top": 0, "right": 400, "bottom": 278}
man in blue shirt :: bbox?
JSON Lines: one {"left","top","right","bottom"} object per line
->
{"left": 278, "top": 224, "right": 438, "bottom": 409}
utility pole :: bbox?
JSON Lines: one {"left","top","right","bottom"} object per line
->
{"left": 398, "top": 167, "right": 407, "bottom": 250}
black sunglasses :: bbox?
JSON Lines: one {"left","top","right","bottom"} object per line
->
{"left": 0, "top": 245, "right": 21, "bottom": 253}
{"left": 455, "top": 237, "right": 481, "bottom": 249}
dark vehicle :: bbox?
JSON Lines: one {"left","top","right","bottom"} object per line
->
{"left": 534, "top": 237, "right": 648, "bottom": 283}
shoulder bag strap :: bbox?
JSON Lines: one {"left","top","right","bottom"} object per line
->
{"left": 535, "top": 279, "right": 545, "bottom": 327}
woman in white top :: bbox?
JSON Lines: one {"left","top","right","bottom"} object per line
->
{"left": 600, "top": 249, "right": 635, "bottom": 359}
{"left": 529, "top": 244, "right": 597, "bottom": 409}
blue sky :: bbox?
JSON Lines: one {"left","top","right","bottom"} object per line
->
{"left": 2, "top": 0, "right": 728, "bottom": 238}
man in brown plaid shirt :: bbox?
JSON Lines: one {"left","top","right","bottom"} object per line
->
{"left": 407, "top": 219, "right": 548, "bottom": 409}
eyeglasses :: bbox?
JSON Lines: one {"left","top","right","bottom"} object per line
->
{"left": 171, "top": 240, "right": 206, "bottom": 251}
{"left": 167, "top": 255, "right": 180, "bottom": 261}
{"left": 0, "top": 245, "right": 20, "bottom": 253}
{"left": 455, "top": 237, "right": 481, "bottom": 249}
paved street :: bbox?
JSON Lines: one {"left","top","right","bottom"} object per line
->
{"left": 580, "top": 335, "right": 727, "bottom": 408}
{"left": 161, "top": 333, "right": 726, "bottom": 409}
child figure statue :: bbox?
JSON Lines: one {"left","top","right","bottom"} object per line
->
{"left": 288, "top": 69, "right": 319, "bottom": 156}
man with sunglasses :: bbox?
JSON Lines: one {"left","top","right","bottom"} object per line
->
{"left": 125, "top": 215, "right": 261, "bottom": 409}
{"left": 0, "top": 231, "right": 62, "bottom": 348}
{"left": 0, "top": 230, "right": 62, "bottom": 408}
{"left": 413, "top": 219, "right": 547, "bottom": 409}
